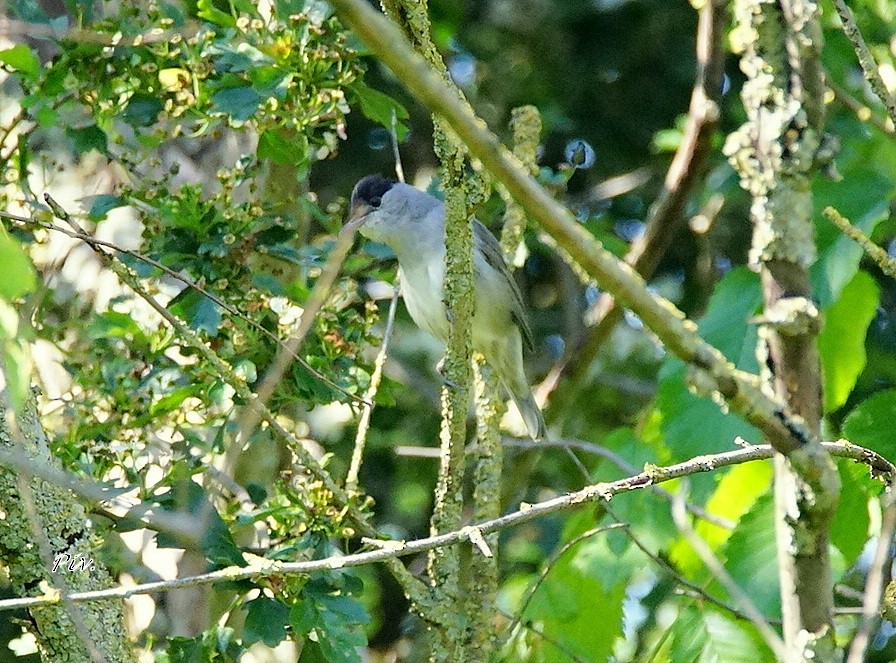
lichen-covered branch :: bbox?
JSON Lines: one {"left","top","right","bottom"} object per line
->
{"left": 824, "top": 206, "right": 896, "bottom": 280}
{"left": 832, "top": 0, "right": 896, "bottom": 128}
{"left": 553, "top": 0, "right": 728, "bottom": 413}
{"left": 0, "top": 440, "right": 887, "bottom": 615}
{"left": 328, "top": 0, "right": 814, "bottom": 457}
{"left": 724, "top": 0, "right": 840, "bottom": 657}
{"left": 379, "top": 2, "right": 488, "bottom": 658}
{"left": 0, "top": 388, "right": 135, "bottom": 662}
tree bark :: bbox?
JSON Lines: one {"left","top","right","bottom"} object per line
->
{"left": 725, "top": 0, "right": 841, "bottom": 657}
{"left": 0, "top": 386, "right": 135, "bottom": 662}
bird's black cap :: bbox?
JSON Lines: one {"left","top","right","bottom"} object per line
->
{"left": 351, "top": 174, "right": 395, "bottom": 208}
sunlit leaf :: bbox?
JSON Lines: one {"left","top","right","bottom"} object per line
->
{"left": 0, "top": 233, "right": 37, "bottom": 301}
{"left": 819, "top": 270, "right": 880, "bottom": 412}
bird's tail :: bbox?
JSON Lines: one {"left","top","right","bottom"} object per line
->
{"left": 508, "top": 384, "right": 546, "bottom": 441}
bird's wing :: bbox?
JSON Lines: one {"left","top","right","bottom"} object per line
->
{"left": 473, "top": 220, "right": 535, "bottom": 351}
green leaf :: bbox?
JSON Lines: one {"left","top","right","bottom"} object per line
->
{"left": 291, "top": 579, "right": 370, "bottom": 663}
{"left": 352, "top": 82, "right": 409, "bottom": 141}
{"left": 210, "top": 86, "right": 262, "bottom": 122}
{"left": 65, "top": 124, "right": 108, "bottom": 156}
{"left": 523, "top": 554, "right": 626, "bottom": 662}
{"left": 812, "top": 192, "right": 889, "bottom": 306}
{"left": 819, "top": 270, "right": 880, "bottom": 411}
{"left": 655, "top": 269, "right": 764, "bottom": 462}
{"left": 150, "top": 384, "right": 203, "bottom": 416}
{"left": 258, "top": 128, "right": 309, "bottom": 166}
{"left": 196, "top": 0, "right": 235, "bottom": 26}
{"left": 671, "top": 605, "right": 769, "bottom": 663}
{"left": 671, "top": 459, "right": 773, "bottom": 576}
{"left": 168, "top": 288, "right": 223, "bottom": 336}
{"left": 718, "top": 493, "right": 779, "bottom": 619}
{"left": 842, "top": 389, "right": 896, "bottom": 460}
{"left": 0, "top": 301, "right": 32, "bottom": 413}
{"left": 243, "top": 597, "right": 290, "bottom": 647}
{"left": 0, "top": 233, "right": 37, "bottom": 300}
{"left": 168, "top": 626, "right": 243, "bottom": 662}
{"left": 0, "top": 45, "right": 40, "bottom": 80}
{"left": 831, "top": 462, "right": 872, "bottom": 569}
{"left": 155, "top": 479, "right": 246, "bottom": 567}
{"left": 123, "top": 94, "right": 164, "bottom": 127}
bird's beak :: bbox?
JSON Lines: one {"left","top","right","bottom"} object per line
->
{"left": 343, "top": 202, "right": 371, "bottom": 233}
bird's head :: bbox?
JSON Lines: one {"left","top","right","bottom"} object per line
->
{"left": 346, "top": 175, "right": 442, "bottom": 249}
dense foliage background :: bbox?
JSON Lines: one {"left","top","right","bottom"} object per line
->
{"left": 1, "top": 0, "right": 895, "bottom": 660}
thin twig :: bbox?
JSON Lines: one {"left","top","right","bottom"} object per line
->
{"left": 543, "top": 0, "right": 727, "bottom": 412}
{"left": 235, "top": 221, "right": 362, "bottom": 466}
{"left": 824, "top": 206, "right": 896, "bottom": 279}
{"left": 0, "top": 439, "right": 888, "bottom": 613}
{"left": 505, "top": 437, "right": 735, "bottom": 529}
{"left": 0, "top": 209, "right": 362, "bottom": 404}
{"left": 346, "top": 110, "right": 406, "bottom": 489}
{"left": 40, "top": 193, "right": 441, "bottom": 618}
{"left": 670, "top": 488, "right": 788, "bottom": 659}
{"left": 832, "top": 0, "right": 896, "bottom": 128}
{"left": 346, "top": 282, "right": 399, "bottom": 489}
{"left": 497, "top": 607, "right": 590, "bottom": 663}
{"left": 829, "top": 81, "right": 895, "bottom": 134}
{"left": 846, "top": 492, "right": 896, "bottom": 663}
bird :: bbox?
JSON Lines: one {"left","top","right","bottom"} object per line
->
{"left": 347, "top": 174, "right": 546, "bottom": 440}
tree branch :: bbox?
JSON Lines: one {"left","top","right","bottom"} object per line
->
{"left": 327, "top": 0, "right": 812, "bottom": 455}
{"left": 0, "top": 440, "right": 885, "bottom": 614}
{"left": 824, "top": 206, "right": 896, "bottom": 280}
{"left": 832, "top": 0, "right": 896, "bottom": 128}
{"left": 547, "top": 0, "right": 728, "bottom": 414}
{"left": 39, "top": 196, "right": 441, "bottom": 621}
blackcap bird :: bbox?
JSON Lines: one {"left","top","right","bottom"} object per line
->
{"left": 348, "top": 174, "right": 546, "bottom": 440}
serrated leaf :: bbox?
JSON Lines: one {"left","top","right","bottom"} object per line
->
{"left": 718, "top": 493, "right": 779, "bottom": 618}
{"left": 656, "top": 269, "right": 764, "bottom": 463}
{"left": 290, "top": 580, "right": 370, "bottom": 663}
{"left": 0, "top": 233, "right": 37, "bottom": 300}
{"left": 843, "top": 389, "right": 896, "bottom": 460}
{"left": 671, "top": 605, "right": 769, "bottom": 663}
{"left": 672, "top": 460, "right": 773, "bottom": 575}
{"left": 243, "top": 597, "right": 290, "bottom": 647}
{"left": 819, "top": 270, "right": 880, "bottom": 411}
{"left": 0, "top": 45, "right": 40, "bottom": 80}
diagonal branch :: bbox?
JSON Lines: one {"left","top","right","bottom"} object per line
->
{"left": 546, "top": 0, "right": 728, "bottom": 412}
{"left": 327, "top": 0, "right": 812, "bottom": 456}
{"left": 832, "top": 0, "right": 896, "bottom": 128}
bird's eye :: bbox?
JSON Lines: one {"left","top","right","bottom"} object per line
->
{"left": 370, "top": 196, "right": 382, "bottom": 208}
